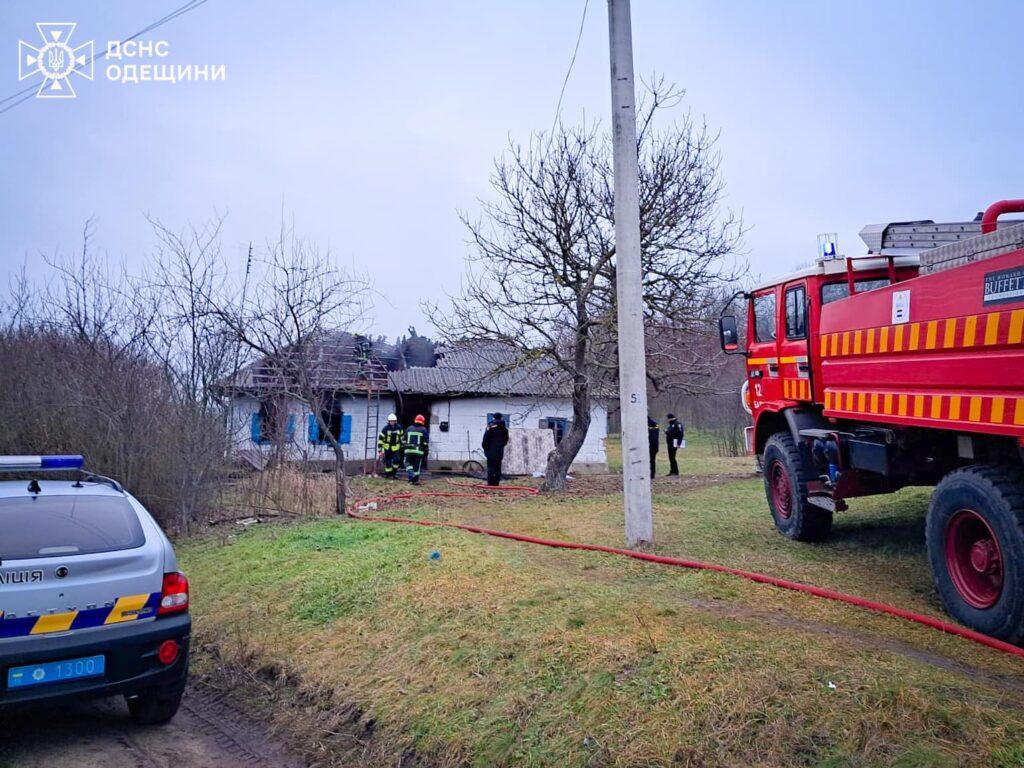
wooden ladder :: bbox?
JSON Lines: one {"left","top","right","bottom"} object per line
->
{"left": 363, "top": 387, "right": 381, "bottom": 474}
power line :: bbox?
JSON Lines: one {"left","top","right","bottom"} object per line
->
{"left": 549, "top": 0, "right": 590, "bottom": 138}
{"left": 1, "top": 0, "right": 211, "bottom": 116}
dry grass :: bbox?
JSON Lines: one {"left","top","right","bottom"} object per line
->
{"left": 182, "top": 464, "right": 1024, "bottom": 767}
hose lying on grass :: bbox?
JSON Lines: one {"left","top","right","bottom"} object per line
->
{"left": 347, "top": 482, "right": 1024, "bottom": 661}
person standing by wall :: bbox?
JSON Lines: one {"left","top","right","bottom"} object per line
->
{"left": 482, "top": 412, "right": 510, "bottom": 486}
{"left": 404, "top": 414, "right": 429, "bottom": 485}
{"left": 377, "top": 413, "right": 404, "bottom": 479}
{"left": 648, "top": 416, "right": 660, "bottom": 478}
{"left": 665, "top": 413, "right": 685, "bottom": 476}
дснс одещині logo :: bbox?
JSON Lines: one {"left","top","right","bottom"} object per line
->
{"left": 16, "top": 21, "right": 226, "bottom": 100}
{"left": 19, "top": 22, "right": 94, "bottom": 98}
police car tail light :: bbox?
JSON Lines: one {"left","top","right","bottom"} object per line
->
{"left": 158, "top": 572, "right": 189, "bottom": 616}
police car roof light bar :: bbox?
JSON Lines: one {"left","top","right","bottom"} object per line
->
{"left": 0, "top": 455, "right": 85, "bottom": 472}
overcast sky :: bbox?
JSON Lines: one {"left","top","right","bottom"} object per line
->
{"left": 2, "top": 1, "right": 1022, "bottom": 338}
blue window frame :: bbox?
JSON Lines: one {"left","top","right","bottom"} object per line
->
{"left": 309, "top": 412, "right": 352, "bottom": 445}
{"left": 251, "top": 401, "right": 295, "bottom": 444}
{"left": 545, "top": 417, "right": 571, "bottom": 443}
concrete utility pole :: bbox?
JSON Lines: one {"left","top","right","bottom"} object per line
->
{"left": 607, "top": 0, "right": 653, "bottom": 546}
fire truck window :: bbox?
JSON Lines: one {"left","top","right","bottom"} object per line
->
{"left": 753, "top": 292, "right": 777, "bottom": 343}
{"left": 821, "top": 278, "right": 891, "bottom": 305}
{"left": 785, "top": 285, "right": 807, "bottom": 339}
{"left": 856, "top": 278, "right": 891, "bottom": 294}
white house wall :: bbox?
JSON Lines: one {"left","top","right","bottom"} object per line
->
{"left": 229, "top": 394, "right": 607, "bottom": 472}
{"left": 426, "top": 396, "right": 607, "bottom": 471}
{"left": 228, "top": 394, "right": 397, "bottom": 463}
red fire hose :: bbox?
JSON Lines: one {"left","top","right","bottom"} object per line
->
{"left": 347, "top": 483, "right": 1024, "bottom": 661}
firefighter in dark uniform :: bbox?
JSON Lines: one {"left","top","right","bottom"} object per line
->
{"left": 404, "top": 414, "right": 429, "bottom": 484}
{"left": 377, "top": 413, "right": 404, "bottom": 479}
{"left": 481, "top": 412, "right": 510, "bottom": 486}
{"left": 648, "top": 417, "right": 660, "bottom": 478}
{"left": 665, "top": 413, "right": 685, "bottom": 476}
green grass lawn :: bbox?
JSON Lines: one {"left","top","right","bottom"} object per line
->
{"left": 604, "top": 431, "right": 753, "bottom": 476}
{"left": 181, "top": 475, "right": 1024, "bottom": 768}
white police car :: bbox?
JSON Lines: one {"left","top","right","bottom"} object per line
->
{"left": 0, "top": 455, "right": 190, "bottom": 724}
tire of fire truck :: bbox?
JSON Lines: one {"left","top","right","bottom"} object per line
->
{"left": 762, "top": 432, "right": 833, "bottom": 542}
{"left": 926, "top": 465, "right": 1024, "bottom": 643}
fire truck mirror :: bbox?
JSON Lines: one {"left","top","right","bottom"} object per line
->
{"left": 719, "top": 315, "right": 740, "bottom": 352}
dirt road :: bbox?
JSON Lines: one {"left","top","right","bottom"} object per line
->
{"left": 0, "top": 683, "right": 307, "bottom": 768}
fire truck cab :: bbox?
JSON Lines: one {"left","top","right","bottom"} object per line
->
{"left": 720, "top": 200, "right": 1024, "bottom": 642}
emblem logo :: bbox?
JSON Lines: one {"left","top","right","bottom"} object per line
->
{"left": 18, "top": 22, "right": 94, "bottom": 98}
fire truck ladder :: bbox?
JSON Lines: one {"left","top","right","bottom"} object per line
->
{"left": 861, "top": 210, "right": 1024, "bottom": 275}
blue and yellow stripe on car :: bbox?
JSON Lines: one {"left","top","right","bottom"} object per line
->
{"left": 0, "top": 592, "right": 161, "bottom": 639}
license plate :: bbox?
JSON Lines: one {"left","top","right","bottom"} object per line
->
{"left": 7, "top": 654, "right": 105, "bottom": 690}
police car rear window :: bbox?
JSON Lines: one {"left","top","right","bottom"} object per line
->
{"left": 0, "top": 495, "right": 144, "bottom": 560}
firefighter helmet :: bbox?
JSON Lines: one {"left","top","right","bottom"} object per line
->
{"left": 414, "top": 414, "right": 426, "bottom": 425}
{"left": 387, "top": 413, "right": 398, "bottom": 422}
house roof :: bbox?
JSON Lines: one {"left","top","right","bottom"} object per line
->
{"left": 220, "top": 334, "right": 614, "bottom": 400}
{"left": 219, "top": 331, "right": 398, "bottom": 393}
{"left": 389, "top": 342, "right": 614, "bottom": 399}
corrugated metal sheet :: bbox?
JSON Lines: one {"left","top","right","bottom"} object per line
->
{"left": 389, "top": 364, "right": 566, "bottom": 396}
{"left": 389, "top": 342, "right": 616, "bottom": 398}
{"left": 920, "top": 223, "right": 1024, "bottom": 275}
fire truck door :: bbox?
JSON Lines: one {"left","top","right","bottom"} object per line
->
{"left": 780, "top": 281, "right": 811, "bottom": 401}
{"left": 747, "top": 287, "right": 782, "bottom": 407}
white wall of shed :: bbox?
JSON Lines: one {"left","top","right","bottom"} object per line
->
{"left": 426, "top": 396, "right": 607, "bottom": 470}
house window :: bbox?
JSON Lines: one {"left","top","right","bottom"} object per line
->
{"left": 753, "top": 292, "right": 777, "bottom": 343}
{"left": 323, "top": 409, "right": 345, "bottom": 443}
{"left": 542, "top": 417, "right": 571, "bottom": 443}
{"left": 309, "top": 397, "right": 352, "bottom": 445}
{"left": 785, "top": 285, "right": 807, "bottom": 340}
{"left": 251, "top": 400, "right": 294, "bottom": 444}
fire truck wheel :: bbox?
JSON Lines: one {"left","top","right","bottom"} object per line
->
{"left": 762, "top": 432, "right": 832, "bottom": 542}
{"left": 926, "top": 465, "right": 1024, "bottom": 643}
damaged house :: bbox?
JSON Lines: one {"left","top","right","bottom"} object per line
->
{"left": 220, "top": 332, "right": 609, "bottom": 474}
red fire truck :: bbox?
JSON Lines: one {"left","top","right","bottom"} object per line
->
{"left": 718, "top": 200, "right": 1024, "bottom": 641}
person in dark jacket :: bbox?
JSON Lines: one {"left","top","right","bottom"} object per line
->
{"left": 404, "top": 414, "right": 429, "bottom": 484}
{"left": 648, "top": 417, "right": 659, "bottom": 478}
{"left": 665, "top": 413, "right": 685, "bottom": 476}
{"left": 482, "top": 412, "right": 510, "bottom": 486}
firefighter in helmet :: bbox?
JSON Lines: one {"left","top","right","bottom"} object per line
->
{"left": 377, "top": 413, "right": 404, "bottom": 479}
{"left": 404, "top": 414, "right": 429, "bottom": 484}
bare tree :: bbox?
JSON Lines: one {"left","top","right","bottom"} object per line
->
{"left": 0, "top": 222, "right": 227, "bottom": 532}
{"left": 143, "top": 215, "right": 236, "bottom": 533}
{"left": 643, "top": 285, "right": 746, "bottom": 396}
{"left": 213, "top": 225, "right": 371, "bottom": 514}
{"left": 434, "top": 81, "right": 744, "bottom": 491}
